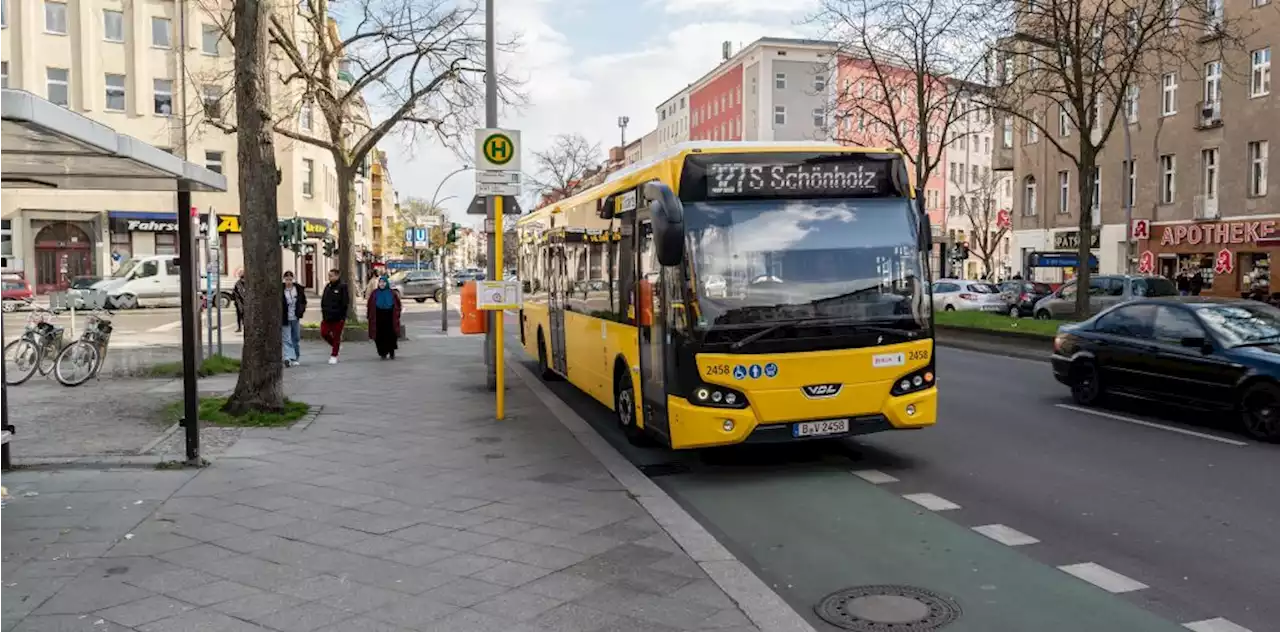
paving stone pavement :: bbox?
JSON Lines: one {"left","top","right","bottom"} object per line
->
{"left": 2, "top": 335, "right": 767, "bottom": 632}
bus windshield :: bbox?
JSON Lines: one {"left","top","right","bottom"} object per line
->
{"left": 684, "top": 197, "right": 928, "bottom": 331}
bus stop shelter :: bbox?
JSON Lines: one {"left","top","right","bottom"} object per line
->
{"left": 1, "top": 88, "right": 227, "bottom": 467}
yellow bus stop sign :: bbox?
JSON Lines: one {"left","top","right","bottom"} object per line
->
{"left": 482, "top": 133, "right": 514, "bottom": 167}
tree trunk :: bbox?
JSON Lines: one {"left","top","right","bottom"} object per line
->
{"left": 224, "top": 0, "right": 284, "bottom": 415}
{"left": 336, "top": 164, "right": 359, "bottom": 322}
{"left": 1074, "top": 160, "right": 1096, "bottom": 320}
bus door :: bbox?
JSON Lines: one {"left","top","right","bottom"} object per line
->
{"left": 547, "top": 238, "right": 569, "bottom": 374}
{"left": 636, "top": 219, "right": 671, "bottom": 438}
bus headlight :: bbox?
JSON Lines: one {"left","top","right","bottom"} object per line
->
{"left": 690, "top": 384, "right": 748, "bottom": 409}
{"left": 891, "top": 365, "right": 936, "bottom": 397}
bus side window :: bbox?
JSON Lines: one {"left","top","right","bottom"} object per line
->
{"left": 616, "top": 220, "right": 635, "bottom": 324}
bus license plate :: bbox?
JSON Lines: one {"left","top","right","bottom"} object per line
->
{"left": 793, "top": 419, "right": 850, "bottom": 438}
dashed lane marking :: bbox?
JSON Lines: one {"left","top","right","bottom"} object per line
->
{"left": 1055, "top": 404, "right": 1249, "bottom": 446}
{"left": 851, "top": 470, "right": 899, "bottom": 485}
{"left": 1184, "top": 618, "right": 1254, "bottom": 632}
{"left": 1057, "top": 562, "right": 1149, "bottom": 593}
{"left": 972, "top": 523, "right": 1040, "bottom": 546}
{"left": 902, "top": 493, "right": 960, "bottom": 511}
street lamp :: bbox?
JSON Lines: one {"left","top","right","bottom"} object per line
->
{"left": 431, "top": 166, "right": 472, "bottom": 211}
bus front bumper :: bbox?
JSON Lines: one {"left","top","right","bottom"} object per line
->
{"left": 664, "top": 387, "right": 936, "bottom": 449}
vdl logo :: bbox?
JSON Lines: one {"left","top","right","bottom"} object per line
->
{"left": 483, "top": 133, "right": 514, "bottom": 166}
{"left": 801, "top": 384, "right": 842, "bottom": 399}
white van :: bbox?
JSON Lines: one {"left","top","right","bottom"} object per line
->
{"left": 92, "top": 255, "right": 233, "bottom": 309}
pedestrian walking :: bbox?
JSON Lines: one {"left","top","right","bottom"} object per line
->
{"left": 281, "top": 271, "right": 307, "bottom": 366}
{"left": 366, "top": 275, "right": 401, "bottom": 360}
{"left": 232, "top": 269, "right": 247, "bottom": 332}
{"left": 319, "top": 269, "right": 349, "bottom": 365}
{"left": 1177, "top": 270, "right": 1192, "bottom": 295}
{"left": 1189, "top": 269, "right": 1204, "bottom": 296}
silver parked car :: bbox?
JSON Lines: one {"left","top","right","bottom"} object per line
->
{"left": 389, "top": 270, "right": 445, "bottom": 303}
{"left": 1032, "top": 274, "right": 1178, "bottom": 319}
{"left": 932, "top": 279, "right": 1007, "bottom": 312}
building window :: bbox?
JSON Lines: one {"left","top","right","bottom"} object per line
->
{"left": 104, "top": 74, "right": 126, "bottom": 111}
{"left": 154, "top": 233, "right": 177, "bottom": 256}
{"left": 205, "top": 150, "right": 223, "bottom": 174}
{"left": 44, "top": 1, "right": 67, "bottom": 34}
{"left": 1202, "top": 148, "right": 1219, "bottom": 199}
{"left": 1002, "top": 116, "right": 1013, "bottom": 147}
{"left": 1125, "top": 85, "right": 1139, "bottom": 122}
{"left": 153, "top": 79, "right": 173, "bottom": 115}
{"left": 1, "top": 0, "right": 6, "bottom": 29}
{"left": 814, "top": 74, "right": 827, "bottom": 91}
{"left": 1124, "top": 160, "right": 1136, "bottom": 207}
{"left": 1251, "top": 48, "right": 1272, "bottom": 97}
{"left": 1058, "top": 170, "right": 1070, "bottom": 214}
{"left": 46, "top": 67, "right": 69, "bottom": 107}
{"left": 1248, "top": 141, "right": 1269, "bottom": 197}
{"left": 812, "top": 108, "right": 824, "bottom": 127}
{"left": 1207, "top": 0, "right": 1224, "bottom": 27}
{"left": 302, "top": 158, "right": 314, "bottom": 197}
{"left": 774, "top": 105, "right": 786, "bottom": 125}
{"left": 1159, "top": 154, "right": 1176, "bottom": 204}
{"left": 1204, "top": 60, "right": 1221, "bottom": 106}
{"left": 300, "top": 99, "right": 313, "bottom": 131}
{"left": 103, "top": 9, "right": 124, "bottom": 42}
{"left": 202, "top": 85, "right": 221, "bottom": 119}
{"left": 152, "top": 17, "right": 172, "bottom": 48}
{"left": 775, "top": 72, "right": 786, "bottom": 89}
{"left": 1026, "top": 115, "right": 1040, "bottom": 143}
{"left": 1, "top": 62, "right": 8, "bottom": 89}
{"left": 1023, "top": 176, "right": 1037, "bottom": 216}
{"left": 1091, "top": 169, "right": 1101, "bottom": 211}
{"left": 1058, "top": 106, "right": 1071, "bottom": 137}
{"left": 1161, "top": 72, "right": 1178, "bottom": 115}
{"left": 202, "top": 24, "right": 220, "bottom": 56}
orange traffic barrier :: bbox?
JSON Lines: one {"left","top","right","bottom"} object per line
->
{"left": 460, "top": 281, "right": 487, "bottom": 335}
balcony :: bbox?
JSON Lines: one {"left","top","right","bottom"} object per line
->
{"left": 1194, "top": 194, "right": 1220, "bottom": 220}
{"left": 1196, "top": 100, "right": 1223, "bottom": 129}
{"left": 372, "top": 216, "right": 382, "bottom": 228}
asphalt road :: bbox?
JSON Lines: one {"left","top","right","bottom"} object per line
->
{"left": 513, "top": 338, "right": 1279, "bottom": 632}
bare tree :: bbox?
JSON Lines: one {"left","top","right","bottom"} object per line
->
{"left": 953, "top": 170, "right": 1012, "bottom": 279}
{"left": 223, "top": 0, "right": 285, "bottom": 416}
{"left": 984, "top": 0, "right": 1248, "bottom": 318}
{"left": 815, "top": 0, "right": 996, "bottom": 253}
{"left": 528, "top": 134, "right": 602, "bottom": 202}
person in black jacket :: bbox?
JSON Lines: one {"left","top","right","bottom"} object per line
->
{"left": 319, "top": 269, "right": 350, "bottom": 364}
{"left": 281, "top": 271, "right": 307, "bottom": 366}
{"left": 232, "top": 269, "right": 247, "bottom": 332}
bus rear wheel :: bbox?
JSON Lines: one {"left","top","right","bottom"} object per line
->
{"left": 536, "top": 331, "right": 559, "bottom": 381}
{"left": 615, "top": 372, "right": 648, "bottom": 446}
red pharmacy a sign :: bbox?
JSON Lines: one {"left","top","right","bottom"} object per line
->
{"left": 1214, "top": 248, "right": 1233, "bottom": 274}
{"left": 1138, "top": 250, "right": 1155, "bottom": 273}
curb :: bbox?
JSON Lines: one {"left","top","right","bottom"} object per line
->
{"left": 508, "top": 354, "right": 817, "bottom": 632}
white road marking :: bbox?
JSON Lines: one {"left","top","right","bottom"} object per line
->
{"left": 1055, "top": 404, "right": 1248, "bottom": 446}
{"left": 1184, "top": 618, "right": 1254, "bottom": 632}
{"left": 851, "top": 470, "right": 899, "bottom": 485}
{"left": 902, "top": 493, "right": 960, "bottom": 511}
{"left": 972, "top": 524, "right": 1040, "bottom": 546}
{"left": 148, "top": 320, "right": 184, "bottom": 333}
{"left": 1057, "top": 562, "right": 1148, "bottom": 593}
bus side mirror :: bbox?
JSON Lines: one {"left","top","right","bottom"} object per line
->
{"left": 636, "top": 279, "right": 654, "bottom": 327}
{"left": 645, "top": 182, "right": 685, "bottom": 267}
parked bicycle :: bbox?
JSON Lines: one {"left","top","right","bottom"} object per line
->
{"left": 54, "top": 305, "right": 115, "bottom": 387}
{"left": 3, "top": 306, "right": 66, "bottom": 386}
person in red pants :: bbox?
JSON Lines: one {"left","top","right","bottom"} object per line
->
{"left": 319, "top": 269, "right": 350, "bottom": 364}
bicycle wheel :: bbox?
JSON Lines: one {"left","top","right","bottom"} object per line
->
{"left": 3, "top": 339, "right": 40, "bottom": 386}
{"left": 54, "top": 341, "right": 100, "bottom": 387}
{"left": 37, "top": 335, "right": 61, "bottom": 376}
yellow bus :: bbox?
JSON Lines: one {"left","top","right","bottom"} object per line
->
{"left": 516, "top": 142, "right": 936, "bottom": 449}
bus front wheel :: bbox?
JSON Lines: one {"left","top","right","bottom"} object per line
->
{"left": 615, "top": 371, "right": 648, "bottom": 446}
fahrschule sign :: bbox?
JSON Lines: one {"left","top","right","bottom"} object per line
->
{"left": 109, "top": 212, "right": 332, "bottom": 237}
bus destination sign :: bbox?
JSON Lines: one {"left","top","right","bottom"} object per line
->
{"left": 705, "top": 160, "right": 892, "bottom": 199}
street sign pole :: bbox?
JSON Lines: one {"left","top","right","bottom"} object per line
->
{"left": 484, "top": 0, "right": 497, "bottom": 393}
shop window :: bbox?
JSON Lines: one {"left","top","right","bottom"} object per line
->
{"left": 1241, "top": 252, "right": 1271, "bottom": 294}
{"left": 109, "top": 231, "right": 131, "bottom": 264}
{"left": 155, "top": 233, "right": 177, "bottom": 255}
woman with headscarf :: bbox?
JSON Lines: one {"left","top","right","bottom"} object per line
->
{"left": 366, "top": 275, "right": 402, "bottom": 359}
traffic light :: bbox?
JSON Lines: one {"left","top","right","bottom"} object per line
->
{"left": 322, "top": 235, "right": 336, "bottom": 257}
{"left": 277, "top": 218, "right": 305, "bottom": 251}
{"left": 447, "top": 222, "right": 459, "bottom": 244}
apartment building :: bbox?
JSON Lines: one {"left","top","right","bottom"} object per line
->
{"left": 369, "top": 148, "right": 400, "bottom": 262}
{"left": 1007, "top": 4, "right": 1277, "bottom": 295}
{"left": 0, "top": 0, "right": 389, "bottom": 292}
{"left": 655, "top": 88, "right": 690, "bottom": 152}
{"left": 941, "top": 93, "right": 1015, "bottom": 279}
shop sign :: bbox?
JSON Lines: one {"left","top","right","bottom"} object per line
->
{"left": 1131, "top": 219, "right": 1150, "bottom": 241}
{"left": 1053, "top": 230, "right": 1101, "bottom": 250}
{"left": 110, "top": 212, "right": 331, "bottom": 237}
{"left": 1214, "top": 248, "right": 1233, "bottom": 274}
{"left": 1157, "top": 219, "right": 1278, "bottom": 246}
{"left": 996, "top": 209, "right": 1012, "bottom": 230}
{"left": 1138, "top": 250, "right": 1156, "bottom": 273}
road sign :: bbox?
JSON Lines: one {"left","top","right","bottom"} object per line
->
{"left": 477, "top": 171, "right": 521, "bottom": 185}
{"left": 476, "top": 128, "right": 521, "bottom": 172}
{"left": 477, "top": 181, "right": 521, "bottom": 196}
{"left": 475, "top": 280, "right": 522, "bottom": 311}
{"left": 467, "top": 195, "right": 522, "bottom": 216}
{"left": 409, "top": 227, "right": 431, "bottom": 249}
{"left": 422, "top": 215, "right": 442, "bottom": 228}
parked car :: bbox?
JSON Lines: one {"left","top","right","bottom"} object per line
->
{"left": 1, "top": 273, "right": 33, "bottom": 312}
{"left": 453, "top": 269, "right": 486, "bottom": 287}
{"left": 390, "top": 269, "right": 445, "bottom": 303}
{"left": 932, "top": 279, "right": 1006, "bottom": 312}
{"left": 1051, "top": 297, "right": 1280, "bottom": 442}
{"left": 1033, "top": 274, "right": 1178, "bottom": 320}
{"left": 92, "top": 255, "right": 232, "bottom": 309}
{"left": 999, "top": 280, "right": 1055, "bottom": 318}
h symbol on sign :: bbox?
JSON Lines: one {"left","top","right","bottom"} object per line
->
{"left": 491, "top": 142, "right": 508, "bottom": 159}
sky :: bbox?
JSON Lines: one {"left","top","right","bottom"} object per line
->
{"left": 378, "top": 0, "right": 822, "bottom": 228}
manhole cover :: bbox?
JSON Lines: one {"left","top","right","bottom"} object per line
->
{"left": 815, "top": 585, "right": 961, "bottom": 631}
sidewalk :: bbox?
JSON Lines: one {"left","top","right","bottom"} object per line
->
{"left": 2, "top": 335, "right": 803, "bottom": 632}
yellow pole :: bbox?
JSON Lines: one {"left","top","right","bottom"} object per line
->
{"left": 494, "top": 195, "right": 505, "bottom": 420}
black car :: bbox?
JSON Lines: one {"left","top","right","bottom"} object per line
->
{"left": 998, "top": 280, "right": 1054, "bottom": 318}
{"left": 1051, "top": 297, "right": 1280, "bottom": 442}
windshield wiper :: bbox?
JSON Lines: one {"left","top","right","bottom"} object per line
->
{"left": 728, "top": 317, "right": 920, "bottom": 350}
